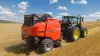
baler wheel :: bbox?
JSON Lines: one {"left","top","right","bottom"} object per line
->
{"left": 39, "top": 38, "right": 53, "bottom": 53}
{"left": 26, "top": 36, "right": 34, "bottom": 49}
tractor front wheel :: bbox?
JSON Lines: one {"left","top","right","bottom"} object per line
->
{"left": 39, "top": 38, "right": 53, "bottom": 53}
{"left": 81, "top": 28, "right": 88, "bottom": 38}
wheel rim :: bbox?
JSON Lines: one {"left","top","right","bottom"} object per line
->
{"left": 73, "top": 28, "right": 79, "bottom": 40}
{"left": 84, "top": 29, "right": 87, "bottom": 37}
{"left": 46, "top": 43, "right": 52, "bottom": 51}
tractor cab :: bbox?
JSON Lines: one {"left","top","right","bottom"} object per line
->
{"left": 62, "top": 16, "right": 84, "bottom": 26}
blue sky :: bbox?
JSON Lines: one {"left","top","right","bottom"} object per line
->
{"left": 0, "top": 0, "right": 100, "bottom": 22}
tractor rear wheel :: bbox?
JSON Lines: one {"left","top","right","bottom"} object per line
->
{"left": 81, "top": 28, "right": 88, "bottom": 38}
{"left": 67, "top": 26, "right": 80, "bottom": 42}
{"left": 39, "top": 38, "right": 53, "bottom": 53}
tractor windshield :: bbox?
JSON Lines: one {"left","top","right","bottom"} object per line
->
{"left": 73, "top": 18, "right": 78, "bottom": 24}
{"left": 62, "top": 17, "right": 72, "bottom": 24}
{"left": 62, "top": 16, "right": 83, "bottom": 26}
{"left": 62, "top": 17, "right": 69, "bottom": 23}
{"left": 62, "top": 16, "right": 79, "bottom": 24}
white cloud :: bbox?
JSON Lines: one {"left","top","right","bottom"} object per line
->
{"left": 45, "top": 12, "right": 53, "bottom": 15}
{"left": 55, "top": 12, "right": 69, "bottom": 20}
{"left": 84, "top": 11, "right": 100, "bottom": 17}
{"left": 0, "top": 6, "right": 15, "bottom": 17}
{"left": 83, "top": 11, "right": 100, "bottom": 21}
{"left": 95, "top": 12, "right": 100, "bottom": 16}
{"left": 12, "top": 5, "right": 16, "bottom": 8}
{"left": 18, "top": 1, "right": 28, "bottom": 14}
{"left": 71, "top": 0, "right": 76, "bottom": 4}
{"left": 50, "top": 0, "right": 58, "bottom": 4}
{"left": 54, "top": 16, "right": 62, "bottom": 20}
{"left": 58, "top": 12, "right": 69, "bottom": 16}
{"left": 19, "top": 10, "right": 26, "bottom": 14}
{"left": 77, "top": 0, "right": 87, "bottom": 4}
{"left": 57, "top": 6, "right": 68, "bottom": 11}
{"left": 71, "top": 0, "right": 87, "bottom": 4}
{"left": 0, "top": 6, "right": 23, "bottom": 22}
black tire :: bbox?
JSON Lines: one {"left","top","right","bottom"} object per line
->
{"left": 54, "top": 39, "right": 61, "bottom": 47}
{"left": 66, "top": 26, "right": 80, "bottom": 42}
{"left": 39, "top": 38, "right": 53, "bottom": 53}
{"left": 81, "top": 28, "right": 88, "bottom": 38}
{"left": 26, "top": 36, "right": 35, "bottom": 49}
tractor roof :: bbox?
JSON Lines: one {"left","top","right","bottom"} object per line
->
{"left": 62, "top": 16, "right": 83, "bottom": 19}
{"left": 62, "top": 16, "right": 78, "bottom": 18}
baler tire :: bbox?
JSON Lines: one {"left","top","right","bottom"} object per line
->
{"left": 26, "top": 36, "right": 34, "bottom": 50}
{"left": 39, "top": 38, "right": 53, "bottom": 53}
{"left": 54, "top": 39, "right": 62, "bottom": 47}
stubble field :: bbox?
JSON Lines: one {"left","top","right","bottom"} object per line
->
{"left": 0, "top": 21, "right": 100, "bottom": 56}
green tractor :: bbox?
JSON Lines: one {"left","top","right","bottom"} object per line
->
{"left": 61, "top": 16, "right": 88, "bottom": 42}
